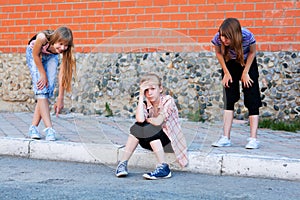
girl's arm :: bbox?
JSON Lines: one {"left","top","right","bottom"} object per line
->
{"left": 136, "top": 81, "right": 149, "bottom": 122}
{"left": 241, "top": 44, "right": 256, "bottom": 88}
{"left": 54, "top": 63, "right": 65, "bottom": 116}
{"left": 215, "top": 46, "right": 232, "bottom": 88}
{"left": 146, "top": 113, "right": 165, "bottom": 126}
{"left": 32, "top": 33, "right": 48, "bottom": 89}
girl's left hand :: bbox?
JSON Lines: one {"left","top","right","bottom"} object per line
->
{"left": 54, "top": 97, "right": 64, "bottom": 117}
{"left": 241, "top": 73, "right": 253, "bottom": 88}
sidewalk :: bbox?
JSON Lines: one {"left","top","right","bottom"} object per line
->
{"left": 0, "top": 112, "right": 299, "bottom": 181}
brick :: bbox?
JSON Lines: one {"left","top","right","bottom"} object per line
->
{"left": 239, "top": 19, "right": 254, "bottom": 27}
{"left": 2, "top": 6, "right": 15, "bottom": 12}
{"left": 170, "top": 13, "right": 187, "bottom": 21}
{"left": 188, "top": 13, "right": 206, "bottom": 20}
{"left": 216, "top": 4, "right": 235, "bottom": 11}
{"left": 275, "top": 1, "right": 295, "bottom": 9}
{"left": 145, "top": 7, "right": 161, "bottom": 14}
{"left": 273, "top": 18, "right": 294, "bottom": 26}
{"left": 161, "top": 21, "right": 180, "bottom": 29}
{"left": 256, "top": 3, "right": 275, "bottom": 10}
{"left": 207, "top": 12, "right": 226, "bottom": 19}
{"left": 88, "top": 2, "right": 102, "bottom": 9}
{"left": 224, "top": 11, "right": 244, "bottom": 19}
{"left": 37, "top": 12, "right": 51, "bottom": 18}
{"left": 245, "top": 11, "right": 263, "bottom": 18}
{"left": 153, "top": 14, "right": 170, "bottom": 21}
{"left": 119, "top": 15, "right": 136, "bottom": 22}
{"left": 265, "top": 27, "right": 285, "bottom": 34}
{"left": 15, "top": 5, "right": 28, "bottom": 12}
{"left": 112, "top": 23, "right": 127, "bottom": 30}
{"left": 95, "top": 24, "right": 111, "bottom": 31}
{"left": 264, "top": 10, "right": 283, "bottom": 18}
{"left": 103, "top": 15, "right": 119, "bottom": 22}
{"left": 236, "top": 3, "right": 255, "bottom": 10}
{"left": 162, "top": 6, "right": 179, "bottom": 13}
{"left": 103, "top": 1, "right": 119, "bottom": 8}
{"left": 120, "top": 0, "right": 136, "bottom": 7}
{"left": 198, "top": 5, "right": 216, "bottom": 12}
{"left": 57, "top": 3, "right": 73, "bottom": 10}
{"left": 112, "top": 8, "right": 127, "bottom": 15}
{"left": 255, "top": 19, "right": 273, "bottom": 26}
{"left": 285, "top": 10, "right": 300, "bottom": 17}
{"left": 170, "top": 0, "right": 188, "bottom": 5}
{"left": 189, "top": 0, "right": 206, "bottom": 4}
{"left": 137, "top": 15, "right": 153, "bottom": 22}
{"left": 127, "top": 22, "right": 144, "bottom": 29}
{"left": 73, "top": 3, "right": 88, "bottom": 9}
{"left": 128, "top": 8, "right": 145, "bottom": 15}
{"left": 136, "top": 0, "right": 152, "bottom": 7}
{"left": 180, "top": 21, "right": 197, "bottom": 28}
{"left": 153, "top": 0, "right": 169, "bottom": 7}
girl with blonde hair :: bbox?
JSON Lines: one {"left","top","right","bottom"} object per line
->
{"left": 26, "top": 26, "right": 76, "bottom": 141}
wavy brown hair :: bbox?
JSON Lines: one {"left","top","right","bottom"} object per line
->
{"left": 43, "top": 26, "right": 76, "bottom": 92}
{"left": 219, "top": 18, "right": 245, "bottom": 66}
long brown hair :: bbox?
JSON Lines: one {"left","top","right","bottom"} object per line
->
{"left": 44, "top": 26, "right": 76, "bottom": 92}
{"left": 219, "top": 18, "right": 245, "bottom": 66}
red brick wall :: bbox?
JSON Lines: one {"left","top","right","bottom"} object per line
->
{"left": 0, "top": 0, "right": 299, "bottom": 53}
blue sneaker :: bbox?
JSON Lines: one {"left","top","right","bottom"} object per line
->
{"left": 115, "top": 160, "right": 128, "bottom": 177}
{"left": 28, "top": 125, "right": 41, "bottom": 139}
{"left": 143, "top": 163, "right": 172, "bottom": 180}
{"left": 44, "top": 127, "right": 56, "bottom": 141}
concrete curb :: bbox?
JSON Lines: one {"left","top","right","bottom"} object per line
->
{"left": 0, "top": 137, "right": 299, "bottom": 181}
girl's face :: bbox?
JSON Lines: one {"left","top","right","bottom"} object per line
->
{"left": 53, "top": 41, "right": 69, "bottom": 53}
{"left": 220, "top": 35, "right": 231, "bottom": 46}
{"left": 145, "top": 84, "right": 162, "bottom": 103}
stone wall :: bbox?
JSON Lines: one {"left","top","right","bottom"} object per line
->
{"left": 0, "top": 51, "right": 299, "bottom": 121}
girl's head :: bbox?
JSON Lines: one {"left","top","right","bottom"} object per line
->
{"left": 218, "top": 18, "right": 244, "bottom": 65}
{"left": 48, "top": 26, "right": 74, "bottom": 54}
{"left": 140, "top": 73, "right": 163, "bottom": 102}
{"left": 45, "top": 26, "right": 76, "bottom": 92}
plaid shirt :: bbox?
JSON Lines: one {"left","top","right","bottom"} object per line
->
{"left": 145, "top": 95, "right": 189, "bottom": 167}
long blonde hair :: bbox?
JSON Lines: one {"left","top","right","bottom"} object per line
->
{"left": 44, "top": 26, "right": 76, "bottom": 92}
{"left": 219, "top": 18, "right": 245, "bottom": 66}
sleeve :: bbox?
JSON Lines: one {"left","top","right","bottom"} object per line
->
{"left": 211, "top": 32, "right": 221, "bottom": 46}
{"left": 243, "top": 28, "right": 256, "bottom": 45}
{"left": 161, "top": 97, "right": 176, "bottom": 122}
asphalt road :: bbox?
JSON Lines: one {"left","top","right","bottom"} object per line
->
{"left": 0, "top": 156, "right": 299, "bottom": 200}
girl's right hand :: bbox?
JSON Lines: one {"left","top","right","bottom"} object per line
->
{"left": 37, "top": 74, "right": 48, "bottom": 89}
{"left": 139, "top": 81, "right": 149, "bottom": 96}
{"left": 222, "top": 73, "right": 233, "bottom": 88}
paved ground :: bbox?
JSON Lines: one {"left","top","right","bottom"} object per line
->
{"left": 0, "top": 112, "right": 299, "bottom": 181}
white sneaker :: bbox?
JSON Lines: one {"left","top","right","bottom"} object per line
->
{"left": 245, "top": 138, "right": 259, "bottom": 149}
{"left": 211, "top": 136, "right": 231, "bottom": 147}
{"left": 28, "top": 125, "right": 41, "bottom": 139}
{"left": 44, "top": 127, "right": 56, "bottom": 141}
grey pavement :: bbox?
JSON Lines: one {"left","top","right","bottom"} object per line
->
{"left": 0, "top": 112, "right": 299, "bottom": 181}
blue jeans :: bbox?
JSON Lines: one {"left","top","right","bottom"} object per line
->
{"left": 26, "top": 46, "right": 59, "bottom": 99}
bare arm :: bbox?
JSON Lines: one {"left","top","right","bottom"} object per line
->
{"left": 215, "top": 45, "right": 232, "bottom": 88}
{"left": 32, "top": 33, "right": 48, "bottom": 89}
{"left": 241, "top": 44, "right": 256, "bottom": 88}
{"left": 54, "top": 63, "right": 65, "bottom": 116}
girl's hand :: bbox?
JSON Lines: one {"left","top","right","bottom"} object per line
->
{"left": 37, "top": 73, "right": 48, "bottom": 90}
{"left": 222, "top": 73, "right": 233, "bottom": 88}
{"left": 139, "top": 81, "right": 150, "bottom": 96}
{"left": 241, "top": 72, "right": 253, "bottom": 88}
{"left": 54, "top": 97, "right": 64, "bottom": 117}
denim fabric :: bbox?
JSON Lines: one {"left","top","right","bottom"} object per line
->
{"left": 26, "top": 46, "right": 59, "bottom": 99}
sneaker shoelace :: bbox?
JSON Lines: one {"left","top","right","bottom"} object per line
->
{"left": 117, "top": 162, "right": 127, "bottom": 172}
{"left": 150, "top": 165, "right": 164, "bottom": 176}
